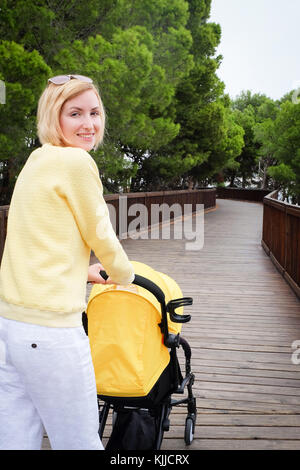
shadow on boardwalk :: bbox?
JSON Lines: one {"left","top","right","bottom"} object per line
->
{"left": 43, "top": 198, "right": 300, "bottom": 450}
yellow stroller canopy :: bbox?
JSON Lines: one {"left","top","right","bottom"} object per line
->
{"left": 86, "top": 261, "right": 186, "bottom": 398}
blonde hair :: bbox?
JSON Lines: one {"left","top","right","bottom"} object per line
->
{"left": 37, "top": 79, "right": 105, "bottom": 149}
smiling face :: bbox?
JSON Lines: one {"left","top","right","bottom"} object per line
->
{"left": 59, "top": 89, "right": 102, "bottom": 151}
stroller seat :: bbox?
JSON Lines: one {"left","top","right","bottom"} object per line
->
{"left": 84, "top": 261, "right": 196, "bottom": 450}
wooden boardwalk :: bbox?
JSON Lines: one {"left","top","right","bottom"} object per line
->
{"left": 43, "top": 198, "right": 300, "bottom": 450}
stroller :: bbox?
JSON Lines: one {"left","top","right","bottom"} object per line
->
{"left": 83, "top": 261, "right": 196, "bottom": 450}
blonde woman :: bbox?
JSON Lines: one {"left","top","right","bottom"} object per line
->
{"left": 0, "top": 75, "right": 134, "bottom": 450}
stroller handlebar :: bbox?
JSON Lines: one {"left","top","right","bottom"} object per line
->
{"left": 100, "top": 271, "right": 165, "bottom": 305}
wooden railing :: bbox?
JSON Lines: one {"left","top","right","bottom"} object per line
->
{"left": 262, "top": 190, "right": 300, "bottom": 298}
{"left": 0, "top": 189, "right": 216, "bottom": 262}
{"left": 104, "top": 189, "right": 216, "bottom": 236}
{"left": 216, "top": 187, "right": 271, "bottom": 202}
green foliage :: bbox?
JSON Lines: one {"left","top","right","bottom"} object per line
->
{"left": 1, "top": 0, "right": 196, "bottom": 194}
{"left": 268, "top": 163, "right": 296, "bottom": 186}
{"left": 0, "top": 40, "right": 51, "bottom": 200}
{"left": 226, "top": 91, "right": 274, "bottom": 188}
{"left": 137, "top": 0, "right": 236, "bottom": 190}
{"left": 270, "top": 101, "right": 300, "bottom": 202}
{"left": 94, "top": 143, "right": 138, "bottom": 194}
{"left": 253, "top": 100, "right": 280, "bottom": 189}
{"left": 231, "top": 90, "right": 300, "bottom": 202}
{"left": 2, "top": 0, "right": 297, "bottom": 201}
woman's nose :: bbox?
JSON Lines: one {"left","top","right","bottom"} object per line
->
{"left": 82, "top": 114, "right": 94, "bottom": 129}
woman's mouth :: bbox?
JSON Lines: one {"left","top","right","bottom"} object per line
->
{"left": 77, "top": 133, "right": 95, "bottom": 141}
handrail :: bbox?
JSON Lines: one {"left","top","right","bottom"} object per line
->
{"left": 262, "top": 190, "right": 300, "bottom": 298}
{"left": 216, "top": 187, "right": 270, "bottom": 202}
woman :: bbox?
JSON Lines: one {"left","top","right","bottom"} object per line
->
{"left": 0, "top": 75, "right": 134, "bottom": 450}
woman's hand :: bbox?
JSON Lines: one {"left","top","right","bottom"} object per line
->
{"left": 87, "top": 263, "right": 116, "bottom": 284}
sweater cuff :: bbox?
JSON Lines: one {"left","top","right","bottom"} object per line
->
{"left": 118, "top": 270, "right": 135, "bottom": 286}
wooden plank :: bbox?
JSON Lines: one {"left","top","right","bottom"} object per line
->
{"left": 194, "top": 380, "right": 300, "bottom": 397}
{"left": 193, "top": 387, "right": 300, "bottom": 406}
{"left": 190, "top": 357, "right": 300, "bottom": 372}
{"left": 186, "top": 340, "right": 293, "bottom": 353}
{"left": 188, "top": 360, "right": 300, "bottom": 376}
{"left": 177, "top": 348, "right": 294, "bottom": 365}
{"left": 172, "top": 414, "right": 300, "bottom": 426}
{"left": 193, "top": 398, "right": 300, "bottom": 414}
{"left": 161, "top": 439, "right": 300, "bottom": 450}
{"left": 161, "top": 425, "right": 300, "bottom": 440}
{"left": 100, "top": 424, "right": 300, "bottom": 441}
{"left": 192, "top": 371, "right": 300, "bottom": 388}
{"left": 186, "top": 325, "right": 298, "bottom": 336}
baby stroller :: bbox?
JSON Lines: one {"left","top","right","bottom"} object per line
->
{"left": 83, "top": 261, "right": 196, "bottom": 450}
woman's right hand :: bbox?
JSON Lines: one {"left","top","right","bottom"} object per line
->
{"left": 88, "top": 263, "right": 117, "bottom": 285}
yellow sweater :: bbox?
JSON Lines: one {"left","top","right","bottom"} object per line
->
{"left": 0, "top": 144, "right": 134, "bottom": 327}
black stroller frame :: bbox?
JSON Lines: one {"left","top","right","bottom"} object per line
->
{"left": 85, "top": 271, "right": 197, "bottom": 450}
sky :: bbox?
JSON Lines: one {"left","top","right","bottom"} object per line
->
{"left": 209, "top": 0, "right": 300, "bottom": 101}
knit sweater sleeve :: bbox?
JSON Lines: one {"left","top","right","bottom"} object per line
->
{"left": 60, "top": 147, "right": 134, "bottom": 285}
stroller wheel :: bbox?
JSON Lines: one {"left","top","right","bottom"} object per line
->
{"left": 184, "top": 417, "right": 194, "bottom": 445}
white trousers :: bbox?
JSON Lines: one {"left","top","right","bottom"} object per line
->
{"left": 0, "top": 316, "right": 104, "bottom": 450}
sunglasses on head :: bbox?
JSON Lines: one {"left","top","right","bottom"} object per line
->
{"left": 48, "top": 74, "right": 93, "bottom": 85}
